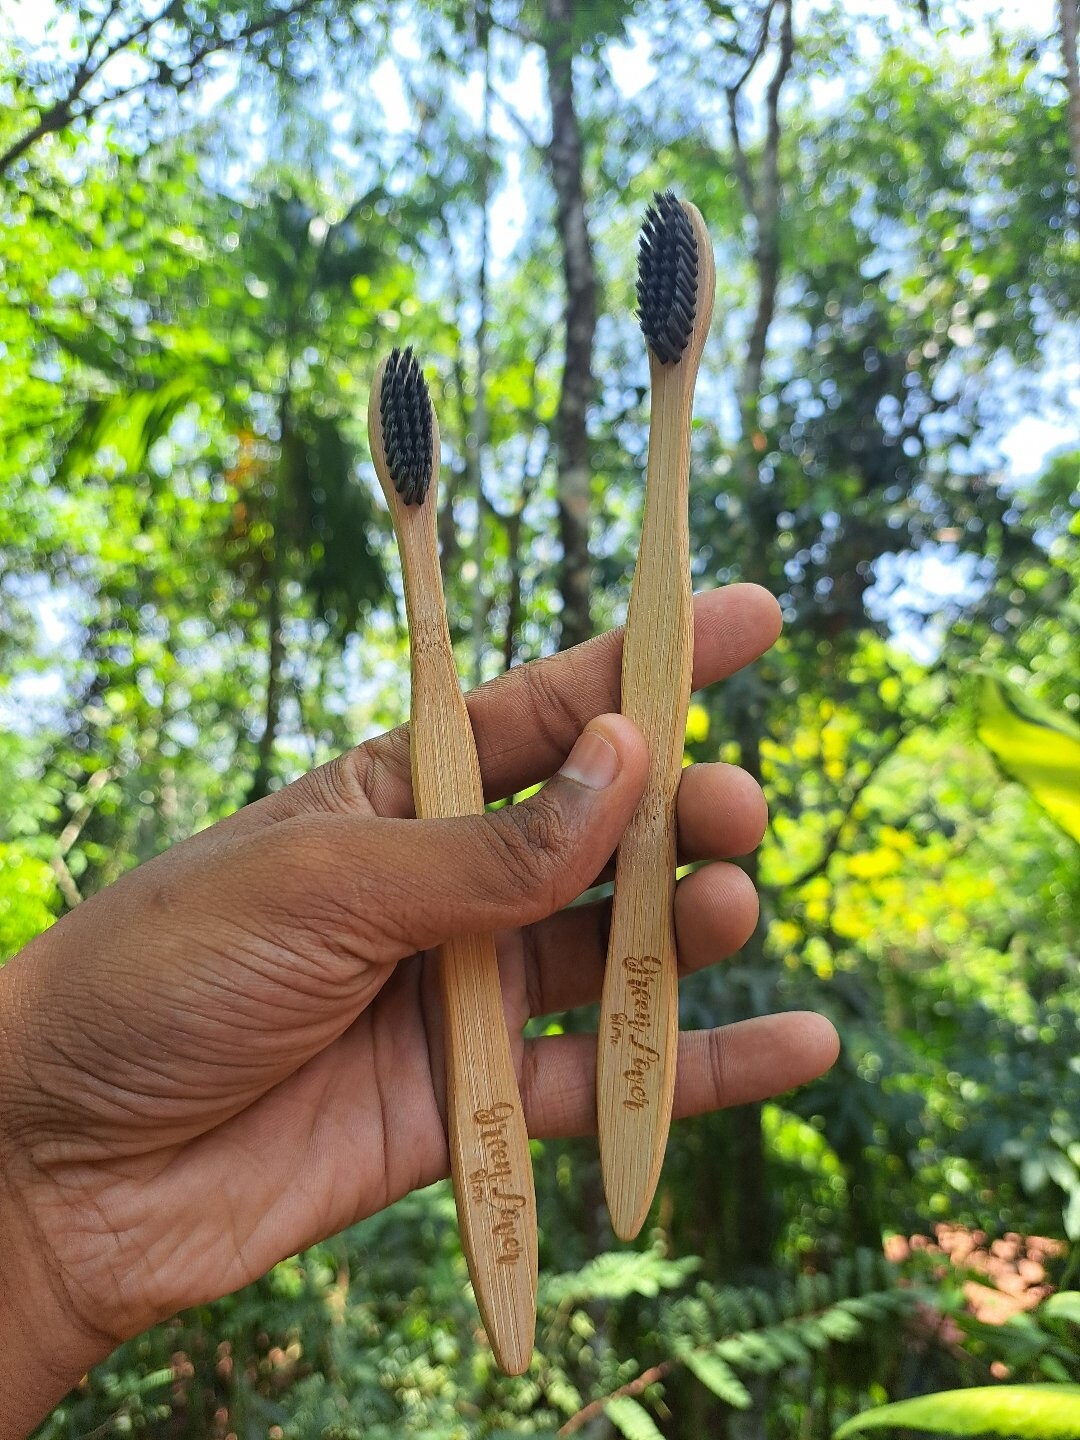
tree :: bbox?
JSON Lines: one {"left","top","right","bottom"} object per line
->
{"left": 541, "top": 0, "right": 597, "bottom": 650}
{"left": 0, "top": 0, "right": 378, "bottom": 180}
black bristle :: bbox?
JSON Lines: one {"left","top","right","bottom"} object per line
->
{"left": 379, "top": 346, "right": 433, "bottom": 505}
{"left": 636, "top": 190, "right": 698, "bottom": 365}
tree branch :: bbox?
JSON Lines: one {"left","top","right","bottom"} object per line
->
{"left": 726, "top": 88, "right": 757, "bottom": 219}
{"left": 47, "top": 764, "right": 121, "bottom": 910}
{"left": 489, "top": 13, "right": 540, "bottom": 47}
{"left": 0, "top": 0, "right": 317, "bottom": 179}
{"left": 0, "top": 3, "right": 165, "bottom": 176}
{"left": 49, "top": 853, "right": 84, "bottom": 910}
{"left": 489, "top": 82, "right": 544, "bottom": 150}
{"left": 558, "top": 1360, "right": 674, "bottom": 1435}
{"left": 724, "top": 0, "right": 778, "bottom": 218}
{"left": 778, "top": 728, "right": 906, "bottom": 894}
{"left": 80, "top": 0, "right": 128, "bottom": 77}
{"left": 56, "top": 766, "right": 119, "bottom": 858}
{"left": 729, "top": 0, "right": 778, "bottom": 98}
{"left": 763, "top": 0, "right": 794, "bottom": 191}
{"left": 738, "top": 0, "right": 795, "bottom": 419}
{"left": 501, "top": 421, "right": 550, "bottom": 671}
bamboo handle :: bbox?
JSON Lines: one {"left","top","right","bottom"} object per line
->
{"left": 598, "top": 202, "right": 715, "bottom": 1241}
{"left": 368, "top": 374, "right": 536, "bottom": 1374}
{"left": 597, "top": 362, "right": 693, "bottom": 1241}
{"left": 408, "top": 604, "right": 538, "bottom": 1376}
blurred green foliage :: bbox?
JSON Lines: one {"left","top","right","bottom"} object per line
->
{"left": 1, "top": 0, "right": 1078, "bottom": 1433}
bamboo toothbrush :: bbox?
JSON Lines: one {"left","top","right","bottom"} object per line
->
{"left": 368, "top": 347, "right": 537, "bottom": 1374}
{"left": 597, "top": 192, "right": 716, "bottom": 1241}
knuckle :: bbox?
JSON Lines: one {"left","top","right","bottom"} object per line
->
{"left": 707, "top": 1028, "right": 734, "bottom": 1107}
{"left": 306, "top": 749, "right": 374, "bottom": 813}
{"left": 294, "top": 729, "right": 410, "bottom": 819}
{"left": 353, "top": 729, "right": 413, "bottom": 815}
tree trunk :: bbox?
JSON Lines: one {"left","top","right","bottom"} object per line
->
{"left": 247, "top": 571, "right": 284, "bottom": 804}
{"left": 1060, "top": 0, "right": 1080, "bottom": 184}
{"left": 732, "top": 0, "right": 793, "bottom": 429}
{"left": 718, "top": 19, "right": 796, "bottom": 1438}
{"left": 543, "top": 0, "right": 596, "bottom": 650}
{"left": 728, "top": 675, "right": 775, "bottom": 1275}
{"left": 468, "top": 0, "right": 494, "bottom": 685}
{"left": 503, "top": 508, "right": 523, "bottom": 672}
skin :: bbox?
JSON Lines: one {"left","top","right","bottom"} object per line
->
{"left": 0, "top": 585, "right": 839, "bottom": 1437}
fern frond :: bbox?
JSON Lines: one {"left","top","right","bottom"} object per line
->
{"left": 542, "top": 1249, "right": 699, "bottom": 1306}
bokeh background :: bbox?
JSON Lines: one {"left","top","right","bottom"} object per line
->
{"left": 2, "top": 0, "right": 1079, "bottom": 1434}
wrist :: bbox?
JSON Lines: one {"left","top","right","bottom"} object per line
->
{"left": 0, "top": 960, "right": 112, "bottom": 1438}
{"left": 0, "top": 1212, "right": 101, "bottom": 1440}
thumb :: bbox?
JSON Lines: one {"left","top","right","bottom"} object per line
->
{"left": 255, "top": 713, "right": 649, "bottom": 964}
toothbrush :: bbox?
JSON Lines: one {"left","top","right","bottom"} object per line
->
{"left": 368, "top": 347, "right": 537, "bottom": 1374}
{"left": 597, "top": 193, "right": 716, "bottom": 1240}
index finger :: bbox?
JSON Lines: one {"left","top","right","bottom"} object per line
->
{"left": 232, "top": 583, "right": 780, "bottom": 831}
{"left": 331, "top": 583, "right": 780, "bottom": 818}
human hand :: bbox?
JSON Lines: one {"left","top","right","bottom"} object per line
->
{"left": 0, "top": 585, "right": 838, "bottom": 1434}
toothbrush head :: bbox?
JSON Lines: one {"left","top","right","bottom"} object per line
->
{"left": 636, "top": 190, "right": 698, "bottom": 366}
{"left": 379, "top": 346, "right": 434, "bottom": 506}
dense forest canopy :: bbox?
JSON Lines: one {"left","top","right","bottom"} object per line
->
{"left": 1, "top": 0, "right": 1078, "bottom": 1434}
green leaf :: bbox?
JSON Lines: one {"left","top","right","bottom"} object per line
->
{"left": 834, "top": 1384, "right": 1080, "bottom": 1438}
{"left": 1042, "top": 1293, "right": 1080, "bottom": 1326}
{"left": 133, "top": 1367, "right": 174, "bottom": 1394}
{"left": 976, "top": 675, "right": 1080, "bottom": 842}
{"left": 58, "top": 376, "right": 199, "bottom": 482}
{"left": 682, "top": 1350, "right": 753, "bottom": 1409}
{"left": 605, "top": 1396, "right": 665, "bottom": 1440}
{"left": 543, "top": 1250, "right": 699, "bottom": 1304}
{"left": 819, "top": 1307, "right": 865, "bottom": 1342}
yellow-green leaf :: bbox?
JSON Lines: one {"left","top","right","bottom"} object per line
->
{"left": 683, "top": 1349, "right": 752, "bottom": 1409}
{"left": 1042, "top": 1292, "right": 1080, "bottom": 1326}
{"left": 976, "top": 676, "right": 1080, "bottom": 843}
{"left": 834, "top": 1384, "right": 1080, "bottom": 1438}
{"left": 605, "top": 1395, "right": 665, "bottom": 1440}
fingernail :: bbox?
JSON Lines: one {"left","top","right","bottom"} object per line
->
{"left": 559, "top": 725, "right": 620, "bottom": 790}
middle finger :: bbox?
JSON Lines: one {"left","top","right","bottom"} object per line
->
{"left": 677, "top": 760, "right": 766, "bottom": 863}
{"left": 522, "top": 860, "right": 759, "bottom": 1019}
{"left": 583, "top": 760, "right": 767, "bottom": 892}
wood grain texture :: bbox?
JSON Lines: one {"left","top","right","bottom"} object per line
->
{"left": 368, "top": 361, "right": 537, "bottom": 1374}
{"left": 597, "top": 202, "right": 716, "bottom": 1241}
